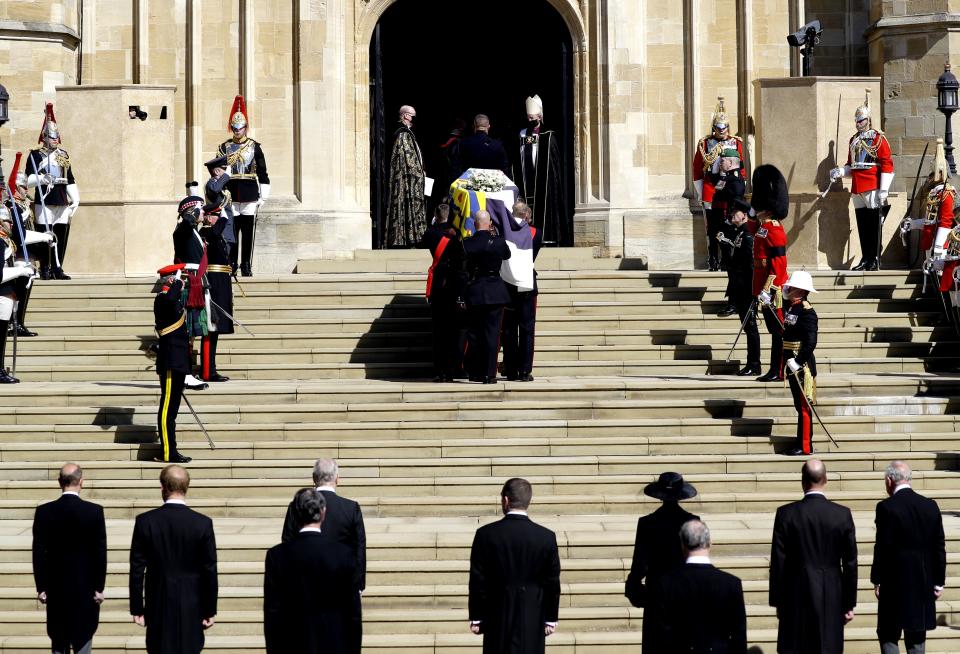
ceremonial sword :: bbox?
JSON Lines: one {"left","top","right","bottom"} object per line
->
{"left": 208, "top": 297, "right": 256, "bottom": 337}
{"left": 181, "top": 393, "right": 216, "bottom": 450}
{"left": 724, "top": 298, "right": 756, "bottom": 362}
{"left": 786, "top": 366, "right": 839, "bottom": 449}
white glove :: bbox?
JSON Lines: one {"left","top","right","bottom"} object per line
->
{"left": 258, "top": 183, "right": 271, "bottom": 202}
{"left": 758, "top": 290, "right": 772, "bottom": 306}
{"left": 829, "top": 167, "right": 844, "bottom": 181}
{"left": 66, "top": 184, "right": 80, "bottom": 211}
{"left": 933, "top": 246, "right": 945, "bottom": 260}
{"left": 879, "top": 189, "right": 889, "bottom": 203}
{"left": 786, "top": 358, "right": 800, "bottom": 374}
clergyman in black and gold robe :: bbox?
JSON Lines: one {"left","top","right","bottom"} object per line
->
{"left": 385, "top": 106, "right": 427, "bottom": 248}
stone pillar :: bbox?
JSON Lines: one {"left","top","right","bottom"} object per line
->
{"left": 54, "top": 85, "right": 177, "bottom": 276}
{"left": 755, "top": 76, "right": 906, "bottom": 269}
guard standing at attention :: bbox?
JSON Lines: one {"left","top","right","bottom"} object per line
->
{"left": 750, "top": 165, "right": 790, "bottom": 383}
{"left": 779, "top": 271, "right": 819, "bottom": 456}
{"left": 463, "top": 210, "right": 511, "bottom": 383}
{"left": 154, "top": 263, "right": 203, "bottom": 464}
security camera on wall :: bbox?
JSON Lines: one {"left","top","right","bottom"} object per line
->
{"left": 787, "top": 19, "right": 822, "bottom": 77}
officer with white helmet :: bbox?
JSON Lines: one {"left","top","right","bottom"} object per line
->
{"left": 780, "top": 270, "right": 819, "bottom": 455}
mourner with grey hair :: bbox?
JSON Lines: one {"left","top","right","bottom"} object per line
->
{"left": 871, "top": 460, "right": 946, "bottom": 654}
{"left": 654, "top": 519, "right": 747, "bottom": 653}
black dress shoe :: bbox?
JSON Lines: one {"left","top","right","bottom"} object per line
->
{"left": 40, "top": 266, "right": 52, "bottom": 280}
{"left": 205, "top": 373, "right": 230, "bottom": 382}
{"left": 468, "top": 375, "right": 484, "bottom": 383}
{"left": 0, "top": 370, "right": 20, "bottom": 384}
{"left": 737, "top": 364, "right": 762, "bottom": 377}
{"left": 53, "top": 267, "right": 71, "bottom": 280}
{"left": 155, "top": 452, "right": 193, "bottom": 464}
{"left": 15, "top": 325, "right": 37, "bottom": 337}
{"left": 866, "top": 259, "right": 880, "bottom": 271}
{"left": 518, "top": 373, "right": 535, "bottom": 382}
{"left": 717, "top": 304, "right": 738, "bottom": 318}
{"left": 782, "top": 447, "right": 806, "bottom": 456}
{"left": 851, "top": 260, "right": 868, "bottom": 271}
{"left": 482, "top": 376, "right": 497, "bottom": 384}
{"left": 241, "top": 263, "right": 253, "bottom": 277}
{"left": 756, "top": 370, "right": 784, "bottom": 382}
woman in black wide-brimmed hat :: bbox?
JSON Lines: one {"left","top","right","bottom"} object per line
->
{"left": 625, "top": 472, "right": 700, "bottom": 654}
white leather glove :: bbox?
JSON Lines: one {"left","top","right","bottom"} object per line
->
{"left": 879, "top": 189, "right": 889, "bottom": 203}
{"left": 758, "top": 290, "right": 772, "bottom": 306}
{"left": 786, "top": 358, "right": 800, "bottom": 374}
{"left": 933, "top": 246, "right": 945, "bottom": 260}
{"left": 829, "top": 167, "right": 844, "bottom": 181}
{"left": 66, "top": 184, "right": 80, "bottom": 211}
{"left": 258, "top": 183, "right": 271, "bottom": 202}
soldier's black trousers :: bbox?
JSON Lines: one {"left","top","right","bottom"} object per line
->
{"left": 760, "top": 305, "right": 784, "bottom": 375}
{"left": 706, "top": 208, "right": 726, "bottom": 264}
{"left": 732, "top": 292, "right": 761, "bottom": 366}
{"left": 430, "top": 300, "right": 466, "bottom": 377}
{"left": 854, "top": 207, "right": 880, "bottom": 264}
{"left": 465, "top": 304, "right": 504, "bottom": 380}
{"left": 231, "top": 215, "right": 255, "bottom": 268}
{"left": 157, "top": 370, "right": 185, "bottom": 461}
{"left": 502, "top": 285, "right": 537, "bottom": 377}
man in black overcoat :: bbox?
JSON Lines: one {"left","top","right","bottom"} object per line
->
{"left": 456, "top": 114, "right": 511, "bottom": 178}
{"left": 279, "top": 458, "right": 366, "bottom": 654}
{"left": 463, "top": 210, "right": 511, "bottom": 383}
{"left": 468, "top": 477, "right": 561, "bottom": 654}
{"left": 129, "top": 465, "right": 218, "bottom": 654}
{"left": 625, "top": 472, "right": 700, "bottom": 654}
{"left": 32, "top": 463, "right": 107, "bottom": 654}
{"left": 264, "top": 488, "right": 358, "bottom": 654}
{"left": 770, "top": 459, "right": 857, "bottom": 654}
{"left": 871, "top": 460, "right": 946, "bottom": 654}
{"left": 655, "top": 519, "right": 747, "bottom": 654}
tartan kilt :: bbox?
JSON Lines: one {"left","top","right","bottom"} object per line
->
{"left": 180, "top": 286, "right": 208, "bottom": 337}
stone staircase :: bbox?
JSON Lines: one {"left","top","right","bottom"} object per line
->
{"left": 1, "top": 247, "right": 959, "bottom": 653}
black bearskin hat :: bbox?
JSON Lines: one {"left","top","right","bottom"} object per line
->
{"left": 750, "top": 164, "right": 789, "bottom": 220}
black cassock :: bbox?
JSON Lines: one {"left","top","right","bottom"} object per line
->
{"left": 515, "top": 127, "right": 569, "bottom": 246}
{"left": 32, "top": 494, "right": 107, "bottom": 651}
{"left": 129, "top": 504, "right": 218, "bottom": 654}
{"left": 263, "top": 531, "right": 357, "bottom": 654}
{"left": 468, "top": 514, "right": 561, "bottom": 654}
{"left": 871, "top": 487, "right": 946, "bottom": 635}
{"left": 769, "top": 494, "right": 857, "bottom": 654}
{"left": 624, "top": 502, "right": 699, "bottom": 654}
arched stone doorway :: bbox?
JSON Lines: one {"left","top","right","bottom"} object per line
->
{"left": 367, "top": 0, "right": 577, "bottom": 248}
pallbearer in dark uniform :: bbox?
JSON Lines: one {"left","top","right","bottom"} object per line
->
{"left": 515, "top": 95, "right": 569, "bottom": 246}
{"left": 750, "top": 164, "right": 790, "bottom": 383}
{"left": 217, "top": 96, "right": 269, "bottom": 276}
{"left": 501, "top": 200, "right": 542, "bottom": 382}
{"left": 421, "top": 203, "right": 467, "bottom": 382}
{"left": 717, "top": 198, "right": 761, "bottom": 376}
{"left": 779, "top": 270, "right": 819, "bottom": 457}
{"left": 172, "top": 194, "right": 212, "bottom": 389}
{"left": 154, "top": 264, "right": 201, "bottom": 464}
{"left": 198, "top": 202, "right": 234, "bottom": 382}
{"left": 25, "top": 103, "right": 79, "bottom": 280}
{"left": 463, "top": 210, "right": 511, "bottom": 383}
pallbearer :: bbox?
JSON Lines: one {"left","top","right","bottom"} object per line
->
{"left": 749, "top": 165, "right": 790, "bottom": 383}
{"left": 25, "top": 103, "right": 79, "bottom": 280}
{"left": 154, "top": 264, "right": 203, "bottom": 464}
{"left": 217, "top": 96, "right": 270, "bottom": 276}
{"left": 830, "top": 89, "right": 894, "bottom": 270}
{"left": 779, "top": 271, "right": 819, "bottom": 456}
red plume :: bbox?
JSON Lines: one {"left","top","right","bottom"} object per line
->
{"left": 228, "top": 95, "right": 249, "bottom": 131}
{"left": 8, "top": 152, "right": 22, "bottom": 199}
{"left": 38, "top": 103, "right": 58, "bottom": 143}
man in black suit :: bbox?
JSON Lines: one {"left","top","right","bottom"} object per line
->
{"left": 280, "top": 458, "right": 366, "bottom": 654}
{"left": 468, "top": 477, "right": 561, "bottom": 654}
{"left": 265, "top": 488, "right": 358, "bottom": 654}
{"left": 655, "top": 519, "right": 747, "bottom": 654}
{"left": 871, "top": 461, "right": 946, "bottom": 654}
{"left": 625, "top": 472, "right": 700, "bottom": 654}
{"left": 463, "top": 210, "right": 511, "bottom": 383}
{"left": 129, "top": 465, "right": 218, "bottom": 654}
{"left": 770, "top": 459, "right": 857, "bottom": 654}
{"left": 32, "top": 463, "right": 107, "bottom": 654}
{"left": 455, "top": 114, "right": 511, "bottom": 178}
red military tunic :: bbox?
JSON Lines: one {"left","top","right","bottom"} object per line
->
{"left": 750, "top": 217, "right": 788, "bottom": 295}
{"left": 692, "top": 135, "right": 745, "bottom": 204}
{"left": 921, "top": 183, "right": 956, "bottom": 252}
{"left": 845, "top": 130, "right": 894, "bottom": 195}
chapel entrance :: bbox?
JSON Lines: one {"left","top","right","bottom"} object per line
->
{"left": 369, "top": 0, "right": 575, "bottom": 248}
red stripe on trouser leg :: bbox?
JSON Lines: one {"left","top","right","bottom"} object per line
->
{"left": 801, "top": 403, "right": 813, "bottom": 454}
{"left": 202, "top": 337, "right": 211, "bottom": 380}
